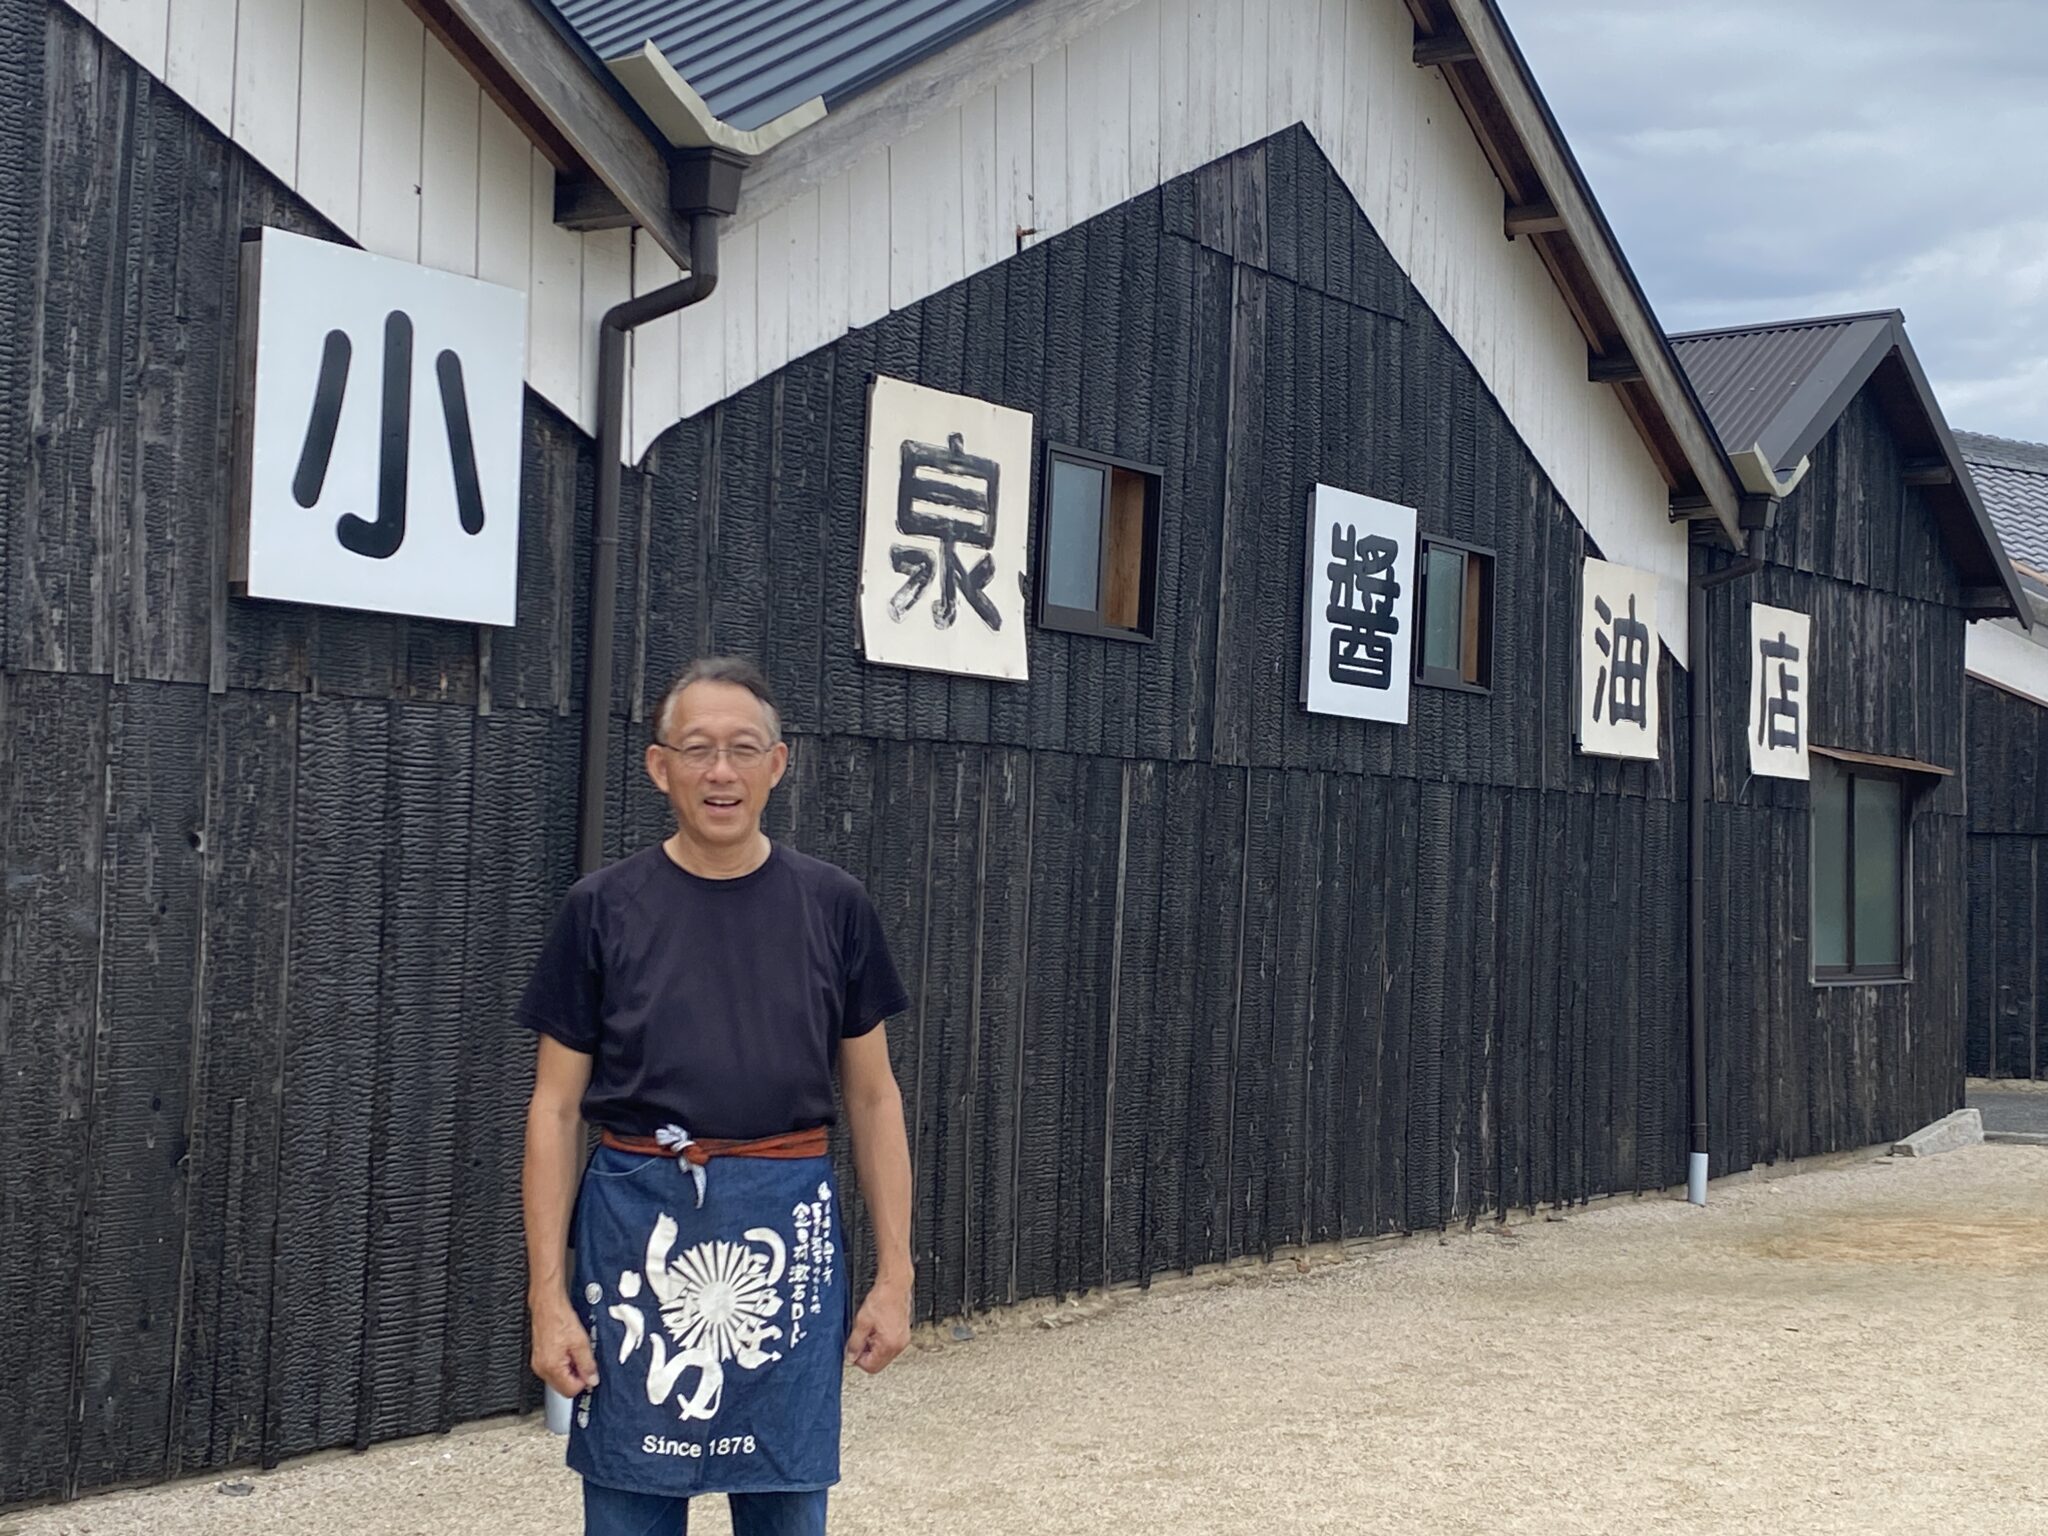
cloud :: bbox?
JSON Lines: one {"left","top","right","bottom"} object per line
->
{"left": 1498, "top": 0, "right": 2048, "bottom": 441}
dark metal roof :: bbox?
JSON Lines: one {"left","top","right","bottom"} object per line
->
{"left": 1958, "top": 432, "right": 2048, "bottom": 598}
{"left": 1669, "top": 312, "right": 1898, "bottom": 476}
{"left": 551, "top": 0, "right": 1031, "bottom": 131}
{"left": 1671, "top": 313, "right": 2030, "bottom": 624}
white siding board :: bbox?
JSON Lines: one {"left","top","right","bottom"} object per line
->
{"left": 1354, "top": 0, "right": 1394, "bottom": 234}
{"left": 814, "top": 169, "right": 852, "bottom": 347}
{"left": 528, "top": 149, "right": 585, "bottom": 428}
{"left": 1206, "top": 0, "right": 1246, "bottom": 163}
{"left": 233, "top": 0, "right": 301, "bottom": 186}
{"left": 785, "top": 186, "right": 828, "bottom": 361}
{"left": 753, "top": 196, "right": 797, "bottom": 378}
{"left": 1969, "top": 623, "right": 2048, "bottom": 710}
{"left": 1321, "top": 0, "right": 1352, "bottom": 160}
{"left": 1239, "top": 0, "right": 1271, "bottom": 142}
{"left": 720, "top": 221, "right": 760, "bottom": 398}
{"left": 1377, "top": 0, "right": 1418, "bottom": 269}
{"left": 992, "top": 70, "right": 1036, "bottom": 254}
{"left": 293, "top": 0, "right": 365, "bottom": 239}
{"left": 1155, "top": 0, "right": 1195, "bottom": 184}
{"left": 1264, "top": 0, "right": 1309, "bottom": 137}
{"left": 889, "top": 107, "right": 963, "bottom": 311}
{"left": 1030, "top": 48, "right": 1069, "bottom": 237}
{"left": 1126, "top": 0, "right": 1161, "bottom": 191}
{"left": 629, "top": 236, "right": 682, "bottom": 465}
{"left": 97, "top": 0, "right": 168, "bottom": 78}
{"left": 164, "top": 0, "right": 236, "bottom": 133}
{"left": 961, "top": 86, "right": 1002, "bottom": 276}
{"left": 676, "top": 282, "right": 728, "bottom": 424}
{"left": 475, "top": 98, "right": 533, "bottom": 311}
{"left": 419, "top": 42, "right": 481, "bottom": 278}
{"left": 1067, "top": 19, "right": 1131, "bottom": 228}
{"left": 846, "top": 151, "right": 891, "bottom": 327}
{"left": 357, "top": 0, "right": 424, "bottom": 263}
{"left": 580, "top": 227, "right": 632, "bottom": 435}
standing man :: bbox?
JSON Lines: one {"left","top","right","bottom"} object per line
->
{"left": 519, "top": 657, "right": 915, "bottom": 1536}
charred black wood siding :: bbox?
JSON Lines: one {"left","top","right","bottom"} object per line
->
{"left": 1695, "top": 385, "right": 1974, "bottom": 1165}
{"left": 1964, "top": 676, "right": 2048, "bottom": 1079}
{"left": 0, "top": 2, "right": 1967, "bottom": 1504}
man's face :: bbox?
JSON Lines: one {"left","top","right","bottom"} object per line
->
{"left": 645, "top": 681, "right": 789, "bottom": 850}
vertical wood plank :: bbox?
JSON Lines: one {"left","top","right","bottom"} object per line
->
{"left": 159, "top": 693, "right": 293, "bottom": 1476}
{"left": 718, "top": 219, "right": 759, "bottom": 399}
{"left": 845, "top": 151, "right": 890, "bottom": 328}
{"left": 232, "top": 0, "right": 302, "bottom": 186}
{"left": 814, "top": 167, "right": 852, "bottom": 348}
{"left": 629, "top": 233, "right": 682, "bottom": 463}
{"left": 417, "top": 38, "right": 480, "bottom": 276}
{"left": 528, "top": 147, "right": 585, "bottom": 427}
{"left": 164, "top": 0, "right": 236, "bottom": 133}
{"left": 475, "top": 97, "right": 531, "bottom": 318}
{"left": 265, "top": 696, "right": 387, "bottom": 1462}
{"left": 293, "top": 0, "right": 365, "bottom": 238}
{"left": 1030, "top": 47, "right": 1068, "bottom": 238}
{"left": 357, "top": 0, "right": 423, "bottom": 262}
{"left": 784, "top": 185, "right": 827, "bottom": 361}
{"left": 96, "top": 0, "right": 169, "bottom": 78}
{"left": 357, "top": 704, "right": 473, "bottom": 1445}
{"left": 71, "top": 682, "right": 208, "bottom": 1492}
{"left": 889, "top": 106, "right": 964, "bottom": 312}
{"left": 961, "top": 84, "right": 1001, "bottom": 276}
{"left": 0, "top": 674, "right": 108, "bottom": 1505}
{"left": 579, "top": 227, "right": 631, "bottom": 445}
{"left": 1155, "top": 0, "right": 1195, "bottom": 183}
{"left": 752, "top": 195, "right": 797, "bottom": 378}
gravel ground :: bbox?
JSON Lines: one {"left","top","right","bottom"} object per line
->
{"left": 12, "top": 1143, "right": 2046, "bottom": 1536}
{"left": 1969, "top": 1076, "right": 2048, "bottom": 1136}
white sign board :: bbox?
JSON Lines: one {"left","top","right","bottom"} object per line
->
{"left": 1577, "top": 557, "right": 1662, "bottom": 760}
{"left": 234, "top": 227, "right": 526, "bottom": 625}
{"left": 1300, "top": 484, "right": 1417, "bottom": 724}
{"left": 858, "top": 376, "right": 1033, "bottom": 680}
{"left": 1749, "top": 603, "right": 1811, "bottom": 780}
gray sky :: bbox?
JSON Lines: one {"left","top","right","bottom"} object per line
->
{"left": 1499, "top": 0, "right": 2048, "bottom": 444}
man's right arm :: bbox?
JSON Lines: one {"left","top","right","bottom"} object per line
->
{"left": 524, "top": 1034, "right": 599, "bottom": 1397}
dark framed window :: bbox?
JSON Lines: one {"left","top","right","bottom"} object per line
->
{"left": 1811, "top": 757, "right": 1909, "bottom": 980}
{"left": 1038, "top": 444, "right": 1162, "bottom": 642}
{"left": 1414, "top": 538, "right": 1494, "bottom": 691}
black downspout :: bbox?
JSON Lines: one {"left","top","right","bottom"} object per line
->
{"left": 577, "top": 152, "right": 745, "bottom": 877}
{"left": 1687, "top": 524, "right": 1766, "bottom": 1205}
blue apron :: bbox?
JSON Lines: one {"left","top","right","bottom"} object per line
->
{"left": 567, "top": 1143, "right": 849, "bottom": 1496}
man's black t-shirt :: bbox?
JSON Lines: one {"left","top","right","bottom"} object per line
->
{"left": 516, "top": 842, "right": 910, "bottom": 1140}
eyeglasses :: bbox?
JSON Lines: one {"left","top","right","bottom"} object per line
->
{"left": 656, "top": 740, "right": 771, "bottom": 770}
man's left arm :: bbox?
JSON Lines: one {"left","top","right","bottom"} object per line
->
{"left": 841, "top": 1025, "right": 914, "bottom": 1374}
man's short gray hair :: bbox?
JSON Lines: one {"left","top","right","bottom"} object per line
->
{"left": 654, "top": 658, "right": 783, "bottom": 743}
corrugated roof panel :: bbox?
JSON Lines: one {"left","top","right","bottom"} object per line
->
{"left": 1959, "top": 431, "right": 2048, "bottom": 579}
{"left": 1669, "top": 315, "right": 1892, "bottom": 472}
{"left": 553, "top": 0, "right": 1031, "bottom": 131}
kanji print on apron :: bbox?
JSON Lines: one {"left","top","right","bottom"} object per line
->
{"left": 567, "top": 1143, "right": 849, "bottom": 1497}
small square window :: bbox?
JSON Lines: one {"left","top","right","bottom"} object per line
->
{"left": 1414, "top": 538, "right": 1493, "bottom": 690}
{"left": 1038, "top": 445, "right": 1162, "bottom": 641}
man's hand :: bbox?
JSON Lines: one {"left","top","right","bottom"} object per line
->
{"left": 845, "top": 1275, "right": 913, "bottom": 1375}
{"left": 530, "top": 1292, "right": 601, "bottom": 1398}
{"left": 840, "top": 1027, "right": 916, "bottom": 1376}
{"left": 523, "top": 1036, "right": 597, "bottom": 1398}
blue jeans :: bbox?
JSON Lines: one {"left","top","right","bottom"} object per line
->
{"left": 582, "top": 1478, "right": 830, "bottom": 1536}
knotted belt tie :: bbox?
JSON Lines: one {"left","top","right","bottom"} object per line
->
{"left": 598, "top": 1123, "right": 828, "bottom": 1207}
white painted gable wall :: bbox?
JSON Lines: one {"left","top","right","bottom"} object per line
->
{"left": 73, "top": 0, "right": 1693, "bottom": 658}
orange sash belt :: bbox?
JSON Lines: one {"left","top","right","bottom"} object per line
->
{"left": 599, "top": 1125, "right": 828, "bottom": 1165}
